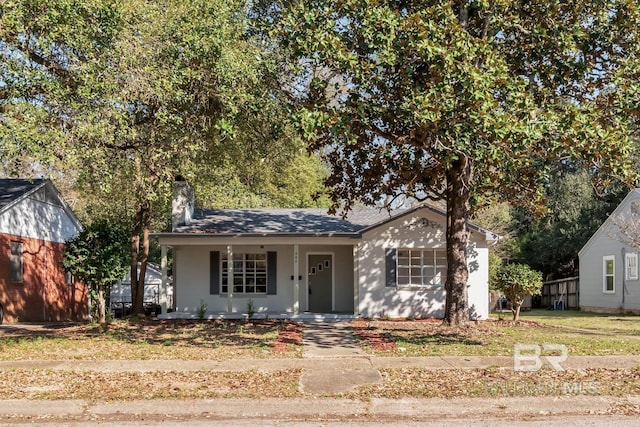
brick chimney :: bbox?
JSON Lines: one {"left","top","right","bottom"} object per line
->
{"left": 172, "top": 176, "right": 194, "bottom": 231}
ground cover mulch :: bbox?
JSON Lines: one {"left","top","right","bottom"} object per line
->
{"left": 351, "top": 317, "right": 493, "bottom": 352}
{"left": 491, "top": 318, "right": 543, "bottom": 327}
{"left": 272, "top": 321, "right": 303, "bottom": 352}
{"left": 350, "top": 319, "right": 398, "bottom": 351}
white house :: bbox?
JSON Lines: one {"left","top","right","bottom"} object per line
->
{"left": 579, "top": 189, "right": 640, "bottom": 313}
{"left": 153, "top": 181, "right": 496, "bottom": 320}
{"left": 110, "top": 263, "right": 174, "bottom": 312}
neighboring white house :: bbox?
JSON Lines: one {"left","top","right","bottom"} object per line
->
{"left": 579, "top": 189, "right": 640, "bottom": 314}
{"left": 110, "top": 263, "right": 173, "bottom": 313}
{"left": 153, "top": 181, "right": 496, "bottom": 320}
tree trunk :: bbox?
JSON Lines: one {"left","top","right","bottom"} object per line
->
{"left": 97, "top": 286, "right": 106, "bottom": 325}
{"left": 138, "top": 208, "right": 151, "bottom": 313}
{"left": 443, "top": 157, "right": 472, "bottom": 326}
{"left": 130, "top": 201, "right": 151, "bottom": 315}
{"left": 512, "top": 303, "right": 522, "bottom": 322}
{"left": 130, "top": 215, "right": 141, "bottom": 315}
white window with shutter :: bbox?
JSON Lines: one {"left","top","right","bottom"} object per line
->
{"left": 396, "top": 249, "right": 447, "bottom": 287}
{"left": 626, "top": 252, "right": 638, "bottom": 281}
{"left": 221, "top": 253, "right": 268, "bottom": 294}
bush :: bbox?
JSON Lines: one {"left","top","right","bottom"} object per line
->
{"left": 495, "top": 263, "right": 543, "bottom": 321}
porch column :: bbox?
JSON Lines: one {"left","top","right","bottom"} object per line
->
{"left": 353, "top": 245, "right": 359, "bottom": 316}
{"left": 293, "top": 244, "right": 300, "bottom": 314}
{"left": 227, "top": 245, "right": 234, "bottom": 312}
{"left": 160, "top": 244, "right": 168, "bottom": 314}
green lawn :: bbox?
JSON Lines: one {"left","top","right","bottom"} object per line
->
{"left": 352, "top": 311, "right": 640, "bottom": 357}
{"left": 0, "top": 319, "right": 301, "bottom": 361}
{"left": 501, "top": 309, "right": 640, "bottom": 335}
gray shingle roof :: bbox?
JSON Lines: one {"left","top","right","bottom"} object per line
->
{"left": 174, "top": 207, "right": 403, "bottom": 234}
{"left": 0, "top": 178, "right": 45, "bottom": 212}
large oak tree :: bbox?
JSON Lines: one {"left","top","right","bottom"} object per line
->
{"left": 263, "top": 0, "right": 640, "bottom": 324}
{"left": 1, "top": 0, "right": 327, "bottom": 314}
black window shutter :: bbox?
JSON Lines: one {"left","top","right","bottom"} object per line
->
{"left": 210, "top": 251, "right": 220, "bottom": 295}
{"left": 385, "top": 248, "right": 397, "bottom": 287}
{"left": 267, "top": 251, "right": 277, "bottom": 295}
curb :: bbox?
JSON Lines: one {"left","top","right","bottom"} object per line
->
{"left": 1, "top": 355, "right": 638, "bottom": 372}
{"left": 1, "top": 395, "right": 638, "bottom": 422}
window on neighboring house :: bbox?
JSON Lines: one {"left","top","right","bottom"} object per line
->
{"left": 65, "top": 270, "right": 75, "bottom": 285}
{"left": 603, "top": 255, "right": 615, "bottom": 293}
{"left": 397, "top": 249, "right": 447, "bottom": 286}
{"left": 221, "top": 253, "right": 267, "bottom": 294}
{"left": 10, "top": 241, "right": 23, "bottom": 283}
{"left": 626, "top": 252, "right": 638, "bottom": 281}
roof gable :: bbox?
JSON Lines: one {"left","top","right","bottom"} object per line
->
{"left": 578, "top": 188, "right": 640, "bottom": 257}
{"left": 0, "top": 178, "right": 82, "bottom": 241}
{"left": 0, "top": 178, "right": 46, "bottom": 213}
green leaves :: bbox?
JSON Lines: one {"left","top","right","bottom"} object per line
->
{"left": 495, "top": 262, "right": 543, "bottom": 320}
{"left": 267, "top": 0, "right": 639, "bottom": 215}
{"left": 63, "top": 219, "right": 129, "bottom": 290}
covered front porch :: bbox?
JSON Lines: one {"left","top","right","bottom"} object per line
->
{"left": 156, "top": 237, "right": 360, "bottom": 318}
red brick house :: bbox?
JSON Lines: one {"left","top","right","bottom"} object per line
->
{"left": 0, "top": 179, "right": 88, "bottom": 323}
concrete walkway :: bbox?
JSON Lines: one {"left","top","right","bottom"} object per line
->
{"left": 300, "top": 322, "right": 381, "bottom": 393}
{"left": 2, "top": 354, "right": 638, "bottom": 373}
{"left": 1, "top": 321, "right": 638, "bottom": 377}
{"left": 302, "top": 322, "right": 365, "bottom": 358}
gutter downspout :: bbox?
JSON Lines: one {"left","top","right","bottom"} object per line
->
{"left": 621, "top": 248, "right": 627, "bottom": 309}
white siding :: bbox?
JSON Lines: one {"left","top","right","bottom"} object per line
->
{"left": 173, "top": 245, "right": 290, "bottom": 313}
{"left": 165, "top": 208, "right": 492, "bottom": 318}
{"left": 358, "top": 209, "right": 489, "bottom": 319}
{"left": 172, "top": 244, "right": 354, "bottom": 314}
{"left": 0, "top": 187, "right": 80, "bottom": 243}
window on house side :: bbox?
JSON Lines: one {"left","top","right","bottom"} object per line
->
{"left": 65, "top": 270, "right": 75, "bottom": 285}
{"left": 603, "top": 255, "right": 615, "bottom": 293}
{"left": 397, "top": 249, "right": 447, "bottom": 286}
{"left": 625, "top": 252, "right": 638, "bottom": 281}
{"left": 221, "top": 253, "right": 267, "bottom": 294}
{"left": 10, "top": 241, "right": 23, "bottom": 283}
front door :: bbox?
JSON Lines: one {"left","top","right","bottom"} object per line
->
{"left": 308, "top": 254, "right": 333, "bottom": 312}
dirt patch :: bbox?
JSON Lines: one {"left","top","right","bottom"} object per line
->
{"left": 272, "top": 322, "right": 303, "bottom": 352}
{"left": 351, "top": 320, "right": 396, "bottom": 351}
{"left": 490, "top": 319, "right": 543, "bottom": 328}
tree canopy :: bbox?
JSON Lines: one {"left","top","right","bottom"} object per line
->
{"left": 1, "top": 0, "right": 328, "bottom": 314}
{"left": 263, "top": 0, "right": 640, "bottom": 324}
